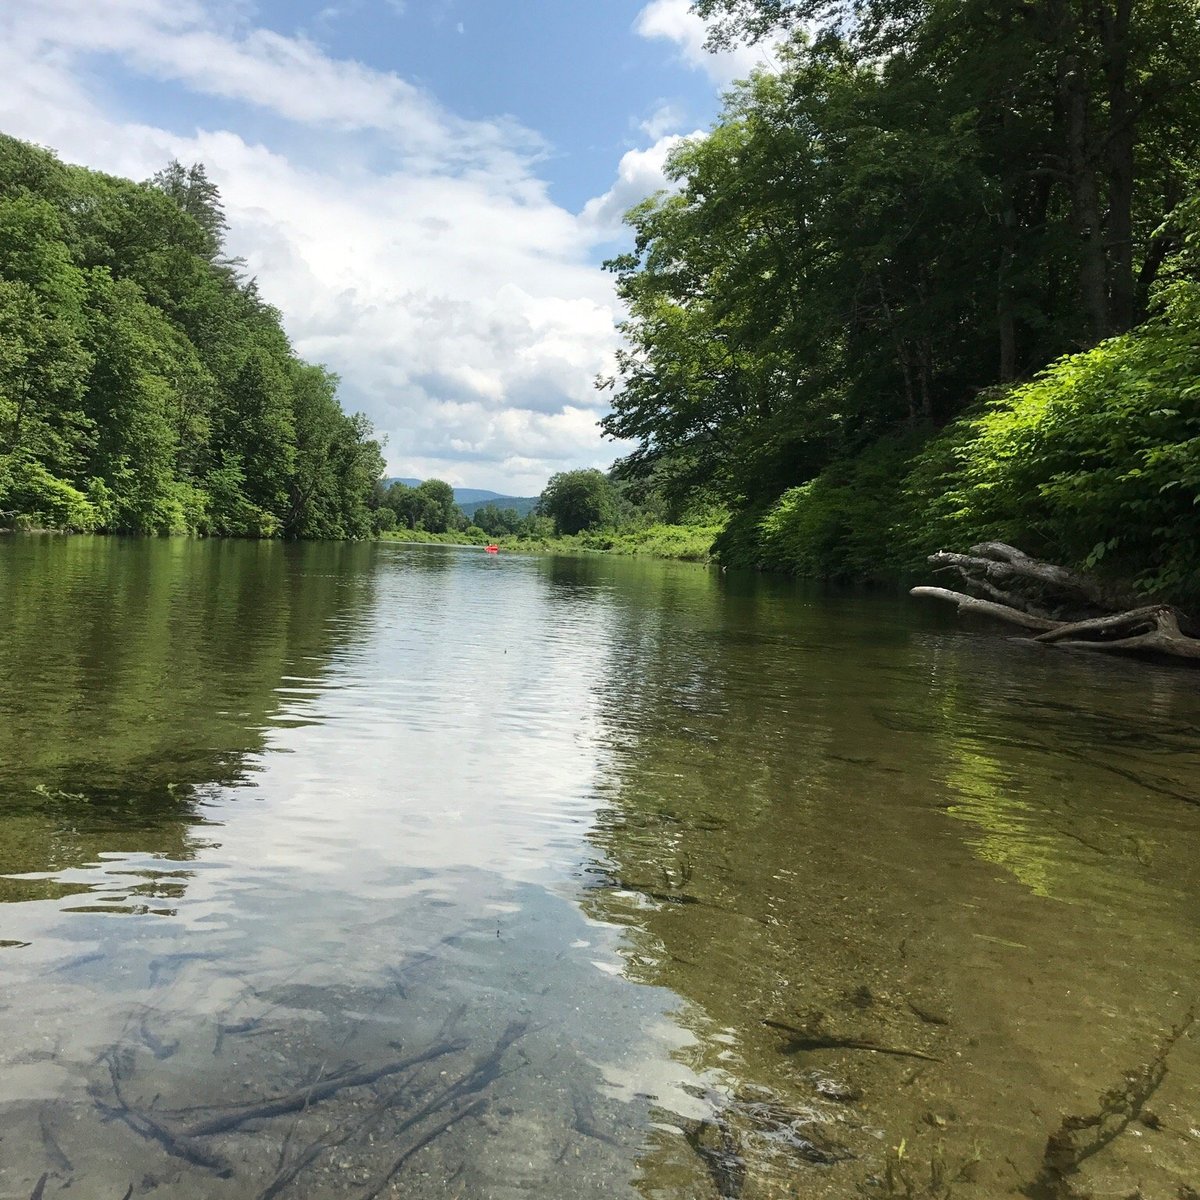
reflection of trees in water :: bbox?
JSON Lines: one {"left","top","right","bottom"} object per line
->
{"left": 890, "top": 636, "right": 1200, "bottom": 904}
{"left": 0, "top": 538, "right": 378, "bottom": 901}
{"left": 578, "top": 575, "right": 1200, "bottom": 1197}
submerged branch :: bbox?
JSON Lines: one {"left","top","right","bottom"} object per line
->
{"left": 914, "top": 549, "right": 1200, "bottom": 661}
{"left": 762, "top": 1020, "right": 942, "bottom": 1062}
{"left": 183, "top": 1039, "right": 465, "bottom": 1138}
{"left": 1022, "top": 1010, "right": 1195, "bottom": 1199}
{"left": 909, "top": 587, "right": 1059, "bottom": 632}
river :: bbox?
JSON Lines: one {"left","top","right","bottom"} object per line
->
{"left": 1, "top": 536, "right": 1197, "bottom": 1199}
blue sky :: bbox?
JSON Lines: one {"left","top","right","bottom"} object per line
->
{"left": 0, "top": 0, "right": 772, "bottom": 494}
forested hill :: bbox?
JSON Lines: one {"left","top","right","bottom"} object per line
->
{"left": 0, "top": 135, "right": 384, "bottom": 538}
{"left": 604, "top": 0, "right": 1200, "bottom": 602}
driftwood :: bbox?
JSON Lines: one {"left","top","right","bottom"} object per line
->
{"left": 1022, "top": 1010, "right": 1194, "bottom": 1199}
{"left": 910, "top": 587, "right": 1060, "bottom": 633}
{"left": 762, "top": 1019, "right": 943, "bottom": 1063}
{"left": 84, "top": 1013, "right": 527, "bottom": 1200}
{"left": 913, "top": 544, "right": 1200, "bottom": 661}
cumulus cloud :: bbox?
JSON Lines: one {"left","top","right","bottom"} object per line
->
{"left": 634, "top": 0, "right": 779, "bottom": 84}
{"left": 0, "top": 0, "right": 663, "bottom": 494}
{"left": 639, "top": 100, "right": 687, "bottom": 140}
{"left": 578, "top": 132, "right": 704, "bottom": 240}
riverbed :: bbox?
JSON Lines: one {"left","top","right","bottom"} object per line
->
{"left": 1, "top": 537, "right": 1197, "bottom": 1199}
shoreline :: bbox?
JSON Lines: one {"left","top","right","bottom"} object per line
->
{"left": 377, "top": 524, "right": 719, "bottom": 563}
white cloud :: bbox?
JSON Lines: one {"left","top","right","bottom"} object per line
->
{"left": 639, "top": 100, "right": 686, "bottom": 141}
{"left": 0, "top": 0, "right": 668, "bottom": 495}
{"left": 634, "top": 0, "right": 778, "bottom": 84}
{"left": 579, "top": 133, "right": 703, "bottom": 240}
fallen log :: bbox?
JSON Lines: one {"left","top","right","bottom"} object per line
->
{"left": 913, "top": 549, "right": 1200, "bottom": 661}
{"left": 1031, "top": 606, "right": 1167, "bottom": 644}
{"left": 909, "top": 587, "right": 1060, "bottom": 633}
{"left": 1052, "top": 608, "right": 1200, "bottom": 659}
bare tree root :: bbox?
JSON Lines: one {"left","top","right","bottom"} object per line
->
{"left": 914, "top": 547, "right": 1200, "bottom": 661}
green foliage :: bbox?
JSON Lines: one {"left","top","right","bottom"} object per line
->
{"left": 574, "top": 520, "right": 721, "bottom": 561}
{"left": 905, "top": 282, "right": 1200, "bottom": 599}
{"left": 732, "top": 280, "right": 1200, "bottom": 601}
{"left": 0, "top": 133, "right": 383, "bottom": 538}
{"left": 413, "top": 479, "right": 462, "bottom": 533}
{"left": 716, "top": 433, "right": 927, "bottom": 578}
{"left": 0, "top": 454, "right": 99, "bottom": 531}
{"left": 538, "top": 469, "right": 618, "bottom": 535}
{"left": 381, "top": 481, "right": 419, "bottom": 529}
{"left": 375, "top": 479, "right": 466, "bottom": 533}
{"left": 602, "top": 0, "right": 1200, "bottom": 594}
{"left": 470, "top": 502, "right": 525, "bottom": 536}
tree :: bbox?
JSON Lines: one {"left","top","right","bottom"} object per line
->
{"left": 603, "top": 2, "right": 1200, "bottom": 521}
{"left": 538, "top": 470, "right": 617, "bottom": 535}
{"left": 0, "top": 134, "right": 384, "bottom": 538}
{"left": 0, "top": 195, "right": 92, "bottom": 506}
{"left": 382, "top": 481, "right": 419, "bottom": 529}
{"left": 470, "top": 503, "right": 522, "bottom": 536}
{"left": 80, "top": 271, "right": 190, "bottom": 532}
{"left": 695, "top": 0, "right": 1200, "bottom": 340}
{"left": 150, "top": 160, "right": 229, "bottom": 262}
{"left": 414, "top": 479, "right": 460, "bottom": 532}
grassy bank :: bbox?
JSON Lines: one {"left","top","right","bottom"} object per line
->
{"left": 380, "top": 519, "right": 722, "bottom": 562}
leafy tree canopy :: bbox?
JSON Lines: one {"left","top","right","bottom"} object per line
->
{"left": 602, "top": 0, "right": 1200, "bottom": 588}
{"left": 538, "top": 469, "right": 618, "bottom": 535}
{"left": 0, "top": 134, "right": 384, "bottom": 538}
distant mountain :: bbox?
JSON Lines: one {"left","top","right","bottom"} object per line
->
{"left": 452, "top": 488, "right": 518, "bottom": 505}
{"left": 383, "top": 478, "right": 518, "bottom": 505}
{"left": 459, "top": 496, "right": 539, "bottom": 519}
{"left": 382, "top": 478, "right": 540, "bottom": 514}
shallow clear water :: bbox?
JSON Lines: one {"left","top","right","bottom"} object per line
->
{"left": 1, "top": 536, "right": 1198, "bottom": 1199}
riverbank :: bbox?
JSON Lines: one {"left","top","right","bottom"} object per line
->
{"left": 713, "top": 280, "right": 1200, "bottom": 607}
{"left": 380, "top": 519, "right": 722, "bottom": 562}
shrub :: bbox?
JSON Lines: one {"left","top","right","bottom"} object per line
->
{"left": 906, "top": 281, "right": 1200, "bottom": 600}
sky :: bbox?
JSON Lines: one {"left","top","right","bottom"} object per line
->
{"left": 0, "top": 0, "right": 777, "bottom": 496}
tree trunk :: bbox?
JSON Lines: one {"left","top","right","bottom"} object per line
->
{"left": 1059, "top": 52, "right": 1111, "bottom": 340}
{"left": 1100, "top": 0, "right": 1136, "bottom": 332}
{"left": 997, "top": 212, "right": 1019, "bottom": 382}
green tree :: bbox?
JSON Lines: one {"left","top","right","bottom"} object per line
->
{"left": 0, "top": 195, "right": 93, "bottom": 513}
{"left": 286, "top": 363, "right": 374, "bottom": 538}
{"left": 414, "top": 479, "right": 460, "bottom": 533}
{"left": 382, "top": 481, "right": 419, "bottom": 529}
{"left": 0, "top": 133, "right": 384, "bottom": 538}
{"left": 79, "top": 270, "right": 194, "bottom": 532}
{"left": 603, "top": 1, "right": 1200, "bottom": 561}
{"left": 471, "top": 503, "right": 522, "bottom": 536}
{"left": 538, "top": 469, "right": 617, "bottom": 535}
{"left": 696, "top": 0, "right": 1200, "bottom": 340}
{"left": 150, "top": 160, "right": 229, "bottom": 262}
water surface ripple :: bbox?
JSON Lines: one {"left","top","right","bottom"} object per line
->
{"left": 1, "top": 537, "right": 1198, "bottom": 1198}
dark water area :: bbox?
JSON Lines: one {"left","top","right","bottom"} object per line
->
{"left": 1, "top": 536, "right": 1198, "bottom": 1199}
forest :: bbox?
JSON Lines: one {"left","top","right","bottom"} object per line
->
{"left": 603, "top": 0, "right": 1200, "bottom": 601}
{"left": 0, "top": 136, "right": 383, "bottom": 538}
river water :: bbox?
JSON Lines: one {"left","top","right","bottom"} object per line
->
{"left": 0, "top": 536, "right": 1197, "bottom": 1200}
